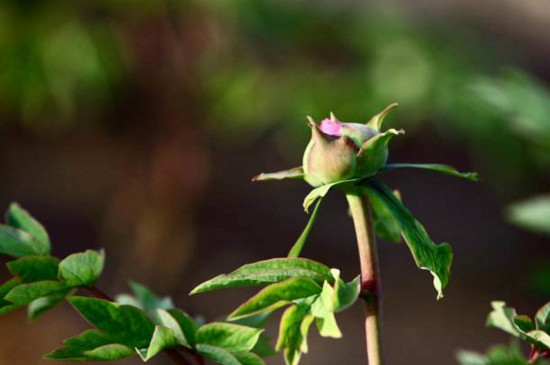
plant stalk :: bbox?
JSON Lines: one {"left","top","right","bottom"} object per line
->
{"left": 346, "top": 188, "right": 384, "bottom": 365}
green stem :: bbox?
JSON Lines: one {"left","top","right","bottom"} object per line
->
{"left": 346, "top": 188, "right": 384, "bottom": 365}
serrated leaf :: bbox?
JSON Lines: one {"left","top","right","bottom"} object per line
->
{"left": 365, "top": 178, "right": 453, "bottom": 299}
{"left": 196, "top": 344, "right": 243, "bottom": 365}
{"left": 288, "top": 199, "right": 323, "bottom": 258}
{"left": 5, "top": 280, "right": 67, "bottom": 305}
{"left": 138, "top": 325, "right": 179, "bottom": 361}
{"left": 44, "top": 330, "right": 133, "bottom": 361}
{"left": 0, "top": 225, "right": 50, "bottom": 257}
{"left": 69, "top": 296, "right": 155, "bottom": 348}
{"left": 276, "top": 303, "right": 314, "bottom": 365}
{"left": 487, "top": 301, "right": 550, "bottom": 350}
{"left": 382, "top": 163, "right": 479, "bottom": 181}
{"left": 28, "top": 288, "right": 73, "bottom": 320}
{"left": 7, "top": 256, "right": 59, "bottom": 282}
{"left": 59, "top": 249, "right": 105, "bottom": 287}
{"left": 6, "top": 203, "right": 51, "bottom": 250}
{"left": 229, "top": 277, "right": 322, "bottom": 320}
{"left": 252, "top": 167, "right": 304, "bottom": 182}
{"left": 191, "top": 258, "right": 333, "bottom": 295}
{"left": 197, "top": 322, "right": 263, "bottom": 353}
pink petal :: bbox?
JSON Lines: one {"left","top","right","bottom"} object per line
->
{"left": 319, "top": 118, "right": 342, "bottom": 137}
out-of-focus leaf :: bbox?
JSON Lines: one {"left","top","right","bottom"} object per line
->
{"left": 456, "top": 343, "right": 537, "bottom": 365}
{"left": 229, "top": 277, "right": 322, "bottom": 320}
{"left": 7, "top": 256, "right": 59, "bottom": 282}
{"left": 59, "top": 249, "right": 105, "bottom": 287}
{"left": 28, "top": 288, "right": 73, "bottom": 320}
{"left": 44, "top": 330, "right": 133, "bottom": 361}
{"left": 68, "top": 296, "right": 155, "bottom": 348}
{"left": 6, "top": 203, "right": 51, "bottom": 250}
{"left": 382, "top": 163, "right": 479, "bottom": 181}
{"left": 196, "top": 322, "right": 263, "bottom": 353}
{"left": 252, "top": 167, "right": 304, "bottom": 182}
{"left": 365, "top": 178, "right": 453, "bottom": 299}
{"left": 487, "top": 301, "right": 550, "bottom": 350}
{"left": 536, "top": 303, "right": 550, "bottom": 333}
{"left": 0, "top": 225, "right": 50, "bottom": 257}
{"left": 5, "top": 280, "right": 67, "bottom": 305}
{"left": 0, "top": 278, "right": 23, "bottom": 315}
{"left": 190, "top": 258, "right": 333, "bottom": 295}
{"left": 507, "top": 195, "right": 550, "bottom": 236}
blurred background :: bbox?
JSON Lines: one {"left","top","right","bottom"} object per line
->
{"left": 1, "top": 0, "right": 550, "bottom": 364}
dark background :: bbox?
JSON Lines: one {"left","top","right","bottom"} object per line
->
{"left": 1, "top": 1, "right": 550, "bottom": 364}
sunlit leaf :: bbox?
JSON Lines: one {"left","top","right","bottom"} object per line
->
{"left": 197, "top": 322, "right": 263, "bottom": 353}
{"left": 288, "top": 199, "right": 322, "bottom": 257}
{"left": 252, "top": 167, "right": 304, "bottom": 182}
{"left": 5, "top": 280, "right": 67, "bottom": 305}
{"left": 0, "top": 225, "right": 50, "bottom": 257}
{"left": 508, "top": 195, "right": 550, "bottom": 236}
{"left": 138, "top": 325, "right": 179, "bottom": 361}
{"left": 382, "top": 163, "right": 479, "bottom": 181}
{"left": 364, "top": 178, "right": 453, "bottom": 299}
{"left": 59, "top": 249, "right": 105, "bottom": 287}
{"left": 229, "top": 277, "right": 322, "bottom": 320}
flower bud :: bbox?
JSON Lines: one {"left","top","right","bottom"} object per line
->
{"left": 302, "top": 104, "right": 402, "bottom": 187}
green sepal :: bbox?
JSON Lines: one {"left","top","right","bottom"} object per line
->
{"left": 190, "top": 258, "right": 333, "bottom": 295}
{"left": 252, "top": 167, "right": 304, "bottom": 182}
{"left": 366, "top": 103, "right": 399, "bottom": 131}
{"left": 6, "top": 203, "right": 51, "bottom": 251}
{"left": 58, "top": 249, "right": 105, "bottom": 287}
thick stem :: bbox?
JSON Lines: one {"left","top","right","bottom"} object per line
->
{"left": 346, "top": 189, "right": 384, "bottom": 365}
{"left": 84, "top": 286, "right": 196, "bottom": 365}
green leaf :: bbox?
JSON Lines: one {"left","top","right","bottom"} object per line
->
{"left": 59, "top": 249, "right": 105, "bottom": 287}
{"left": 382, "top": 163, "right": 479, "bottom": 182}
{"left": 251, "top": 335, "right": 276, "bottom": 358}
{"left": 368, "top": 188, "right": 402, "bottom": 243}
{"left": 252, "top": 167, "right": 304, "bottom": 182}
{"left": 303, "top": 180, "right": 355, "bottom": 213}
{"left": 44, "top": 330, "right": 133, "bottom": 361}
{"left": 0, "top": 225, "right": 50, "bottom": 257}
{"left": 456, "top": 343, "right": 534, "bottom": 365}
{"left": 84, "top": 344, "right": 135, "bottom": 361}
{"left": 315, "top": 312, "right": 341, "bottom": 338}
{"left": 68, "top": 296, "right": 155, "bottom": 348}
{"left": 5, "top": 280, "right": 67, "bottom": 305}
{"left": 276, "top": 303, "right": 314, "bottom": 365}
{"left": 156, "top": 308, "right": 198, "bottom": 347}
{"left": 335, "top": 276, "right": 361, "bottom": 312}
{"left": 0, "top": 278, "right": 23, "bottom": 315}
{"left": 196, "top": 344, "right": 242, "bottom": 365}
{"left": 234, "top": 352, "right": 266, "bottom": 365}
{"left": 288, "top": 199, "right": 323, "bottom": 258}
{"left": 7, "top": 256, "right": 60, "bottom": 282}
{"left": 507, "top": 195, "right": 550, "bottom": 236}
{"left": 197, "top": 322, "right": 263, "bottom": 353}
{"left": 191, "top": 258, "right": 333, "bottom": 295}
{"left": 28, "top": 288, "right": 73, "bottom": 320}
{"left": 229, "top": 277, "right": 322, "bottom": 320}
{"left": 536, "top": 302, "right": 550, "bottom": 332}
{"left": 487, "top": 301, "right": 550, "bottom": 350}
{"left": 138, "top": 325, "right": 179, "bottom": 361}
{"left": 6, "top": 203, "right": 51, "bottom": 250}
{"left": 365, "top": 178, "right": 453, "bottom": 299}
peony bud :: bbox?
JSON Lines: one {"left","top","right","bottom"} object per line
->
{"left": 302, "top": 104, "right": 402, "bottom": 187}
